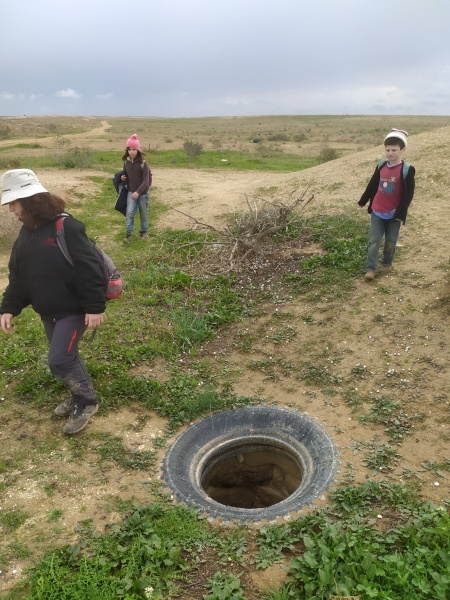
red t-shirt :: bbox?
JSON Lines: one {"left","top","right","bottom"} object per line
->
{"left": 372, "top": 162, "right": 403, "bottom": 214}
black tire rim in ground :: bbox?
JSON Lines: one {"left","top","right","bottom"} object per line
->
{"left": 161, "top": 406, "right": 339, "bottom": 523}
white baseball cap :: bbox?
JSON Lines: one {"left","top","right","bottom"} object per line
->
{"left": 1, "top": 169, "right": 48, "bottom": 205}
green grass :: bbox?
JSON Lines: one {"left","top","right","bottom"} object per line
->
{"left": 283, "top": 214, "right": 367, "bottom": 299}
{"left": 6, "top": 481, "right": 449, "bottom": 599}
{"left": 0, "top": 147, "right": 317, "bottom": 174}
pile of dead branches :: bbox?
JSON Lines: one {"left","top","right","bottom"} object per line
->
{"left": 165, "top": 186, "right": 314, "bottom": 273}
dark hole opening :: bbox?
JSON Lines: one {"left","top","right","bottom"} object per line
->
{"left": 201, "top": 442, "right": 303, "bottom": 509}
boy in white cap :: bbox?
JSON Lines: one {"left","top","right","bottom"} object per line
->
{"left": 358, "top": 129, "right": 416, "bottom": 280}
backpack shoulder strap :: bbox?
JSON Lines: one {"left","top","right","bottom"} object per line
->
{"left": 55, "top": 215, "right": 74, "bottom": 266}
{"left": 402, "top": 162, "right": 410, "bottom": 180}
{"left": 378, "top": 159, "right": 410, "bottom": 180}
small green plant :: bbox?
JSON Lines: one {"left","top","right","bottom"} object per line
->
{"left": 204, "top": 572, "right": 246, "bottom": 600}
{"left": 214, "top": 529, "right": 248, "bottom": 565}
{"left": 47, "top": 509, "right": 64, "bottom": 522}
{"left": 254, "top": 525, "right": 296, "bottom": 568}
{"left": 362, "top": 442, "right": 401, "bottom": 471}
{"left": 169, "top": 306, "right": 215, "bottom": 350}
{"left": 350, "top": 363, "right": 370, "bottom": 379}
{"left": 93, "top": 432, "right": 156, "bottom": 470}
{"left": 0, "top": 508, "right": 29, "bottom": 532}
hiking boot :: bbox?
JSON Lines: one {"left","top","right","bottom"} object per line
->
{"left": 139, "top": 231, "right": 148, "bottom": 239}
{"left": 364, "top": 270, "right": 375, "bottom": 281}
{"left": 378, "top": 264, "right": 392, "bottom": 272}
{"left": 54, "top": 397, "right": 74, "bottom": 417}
{"left": 63, "top": 403, "right": 99, "bottom": 435}
{"left": 123, "top": 233, "right": 132, "bottom": 243}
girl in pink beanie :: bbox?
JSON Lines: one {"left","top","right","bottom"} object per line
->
{"left": 120, "top": 134, "right": 152, "bottom": 241}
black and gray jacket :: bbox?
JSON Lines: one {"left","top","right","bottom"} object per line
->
{"left": 0, "top": 216, "right": 106, "bottom": 320}
{"left": 358, "top": 160, "right": 416, "bottom": 225}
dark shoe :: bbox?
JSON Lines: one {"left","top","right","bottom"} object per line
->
{"left": 364, "top": 270, "right": 375, "bottom": 281}
{"left": 378, "top": 264, "right": 392, "bottom": 272}
{"left": 63, "top": 403, "right": 98, "bottom": 435}
{"left": 54, "top": 397, "right": 74, "bottom": 417}
{"left": 139, "top": 231, "right": 148, "bottom": 239}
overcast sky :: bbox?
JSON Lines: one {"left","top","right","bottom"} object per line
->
{"left": 1, "top": 0, "right": 450, "bottom": 118}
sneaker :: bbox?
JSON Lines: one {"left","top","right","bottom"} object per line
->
{"left": 123, "top": 233, "right": 132, "bottom": 243}
{"left": 54, "top": 397, "right": 74, "bottom": 417}
{"left": 378, "top": 264, "right": 393, "bottom": 272}
{"left": 364, "top": 270, "right": 375, "bottom": 281}
{"left": 63, "top": 403, "right": 98, "bottom": 435}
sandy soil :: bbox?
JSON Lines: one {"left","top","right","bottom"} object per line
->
{"left": 1, "top": 121, "right": 450, "bottom": 595}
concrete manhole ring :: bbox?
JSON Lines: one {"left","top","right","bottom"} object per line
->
{"left": 162, "top": 405, "right": 339, "bottom": 523}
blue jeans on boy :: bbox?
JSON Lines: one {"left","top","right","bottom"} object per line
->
{"left": 126, "top": 191, "right": 149, "bottom": 235}
{"left": 366, "top": 213, "right": 401, "bottom": 271}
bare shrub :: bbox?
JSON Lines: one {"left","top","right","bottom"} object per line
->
{"left": 0, "top": 158, "right": 22, "bottom": 170}
{"left": 0, "top": 124, "right": 11, "bottom": 139}
{"left": 183, "top": 140, "right": 204, "bottom": 160}
{"left": 60, "top": 146, "right": 93, "bottom": 169}
{"left": 54, "top": 136, "right": 71, "bottom": 149}
{"left": 268, "top": 133, "right": 290, "bottom": 142}
{"left": 318, "top": 147, "right": 339, "bottom": 163}
{"left": 256, "top": 143, "right": 280, "bottom": 157}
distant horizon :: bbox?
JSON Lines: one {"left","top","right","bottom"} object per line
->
{"left": 3, "top": 112, "right": 450, "bottom": 120}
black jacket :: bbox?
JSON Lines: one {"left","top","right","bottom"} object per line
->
{"left": 358, "top": 161, "right": 416, "bottom": 225}
{"left": 113, "top": 170, "right": 128, "bottom": 216}
{"left": 0, "top": 216, "right": 106, "bottom": 319}
{"left": 113, "top": 170, "right": 127, "bottom": 193}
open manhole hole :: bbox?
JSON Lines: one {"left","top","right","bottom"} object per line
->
{"left": 162, "top": 406, "right": 338, "bottom": 523}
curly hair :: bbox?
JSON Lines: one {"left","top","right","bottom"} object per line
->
{"left": 18, "top": 192, "right": 66, "bottom": 230}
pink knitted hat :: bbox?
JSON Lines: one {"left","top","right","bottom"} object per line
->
{"left": 126, "top": 134, "right": 141, "bottom": 150}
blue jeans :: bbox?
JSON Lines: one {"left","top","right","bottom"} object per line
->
{"left": 366, "top": 213, "right": 401, "bottom": 271}
{"left": 126, "top": 191, "right": 149, "bottom": 235}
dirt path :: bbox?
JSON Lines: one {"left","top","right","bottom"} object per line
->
{"left": 0, "top": 119, "right": 111, "bottom": 149}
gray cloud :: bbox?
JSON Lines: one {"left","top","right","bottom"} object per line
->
{"left": 1, "top": 0, "right": 450, "bottom": 117}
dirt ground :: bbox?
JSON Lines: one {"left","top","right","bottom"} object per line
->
{"left": 1, "top": 121, "right": 450, "bottom": 595}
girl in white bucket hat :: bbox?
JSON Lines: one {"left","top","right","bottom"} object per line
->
{"left": 0, "top": 169, "right": 105, "bottom": 434}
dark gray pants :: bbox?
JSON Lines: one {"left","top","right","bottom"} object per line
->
{"left": 42, "top": 314, "right": 97, "bottom": 409}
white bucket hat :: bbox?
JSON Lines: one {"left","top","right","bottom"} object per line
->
{"left": 0, "top": 169, "right": 48, "bottom": 205}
